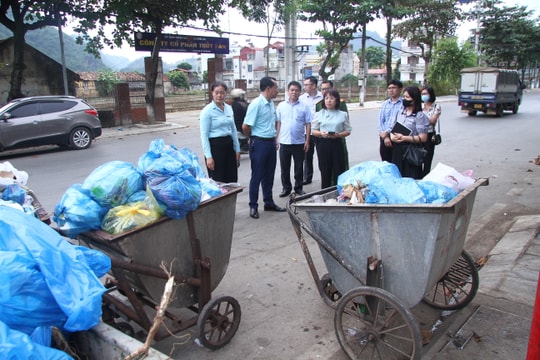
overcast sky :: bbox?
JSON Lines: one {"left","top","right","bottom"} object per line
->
{"left": 94, "top": 0, "right": 539, "bottom": 63}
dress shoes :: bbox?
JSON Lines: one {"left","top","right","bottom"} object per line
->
{"left": 302, "top": 180, "right": 312, "bottom": 185}
{"left": 279, "top": 190, "right": 291, "bottom": 198}
{"left": 249, "top": 208, "right": 259, "bottom": 219}
{"left": 295, "top": 190, "right": 306, "bottom": 195}
{"left": 264, "top": 204, "right": 286, "bottom": 212}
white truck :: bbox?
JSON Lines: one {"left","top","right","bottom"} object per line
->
{"left": 458, "top": 67, "right": 524, "bottom": 117}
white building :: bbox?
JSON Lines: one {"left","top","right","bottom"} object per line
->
{"left": 399, "top": 39, "right": 427, "bottom": 83}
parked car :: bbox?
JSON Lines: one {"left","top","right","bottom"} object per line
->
{"left": 0, "top": 95, "right": 102, "bottom": 152}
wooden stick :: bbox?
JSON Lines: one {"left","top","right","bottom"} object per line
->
{"left": 124, "top": 264, "right": 175, "bottom": 360}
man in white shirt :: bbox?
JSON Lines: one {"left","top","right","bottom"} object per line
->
{"left": 299, "top": 76, "right": 323, "bottom": 185}
{"left": 276, "top": 81, "right": 312, "bottom": 197}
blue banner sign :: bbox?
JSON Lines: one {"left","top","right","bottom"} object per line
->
{"left": 134, "top": 32, "right": 229, "bottom": 54}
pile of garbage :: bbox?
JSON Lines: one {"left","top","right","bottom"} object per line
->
{"left": 54, "top": 139, "right": 230, "bottom": 237}
{"left": 0, "top": 174, "right": 111, "bottom": 358}
{"left": 336, "top": 161, "right": 474, "bottom": 204}
{"left": 0, "top": 161, "right": 50, "bottom": 223}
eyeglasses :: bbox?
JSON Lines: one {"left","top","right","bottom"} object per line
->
{"left": 321, "top": 87, "right": 331, "bottom": 91}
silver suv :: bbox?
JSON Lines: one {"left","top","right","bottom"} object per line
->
{"left": 0, "top": 95, "right": 102, "bottom": 151}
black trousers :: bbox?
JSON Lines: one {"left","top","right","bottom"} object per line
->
{"left": 422, "top": 132, "right": 436, "bottom": 177}
{"left": 379, "top": 137, "right": 393, "bottom": 162}
{"left": 303, "top": 135, "right": 317, "bottom": 182}
{"left": 316, "top": 137, "right": 346, "bottom": 189}
{"left": 206, "top": 136, "right": 237, "bottom": 183}
{"left": 279, "top": 143, "right": 305, "bottom": 192}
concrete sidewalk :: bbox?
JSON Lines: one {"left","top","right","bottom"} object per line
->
{"left": 426, "top": 215, "right": 539, "bottom": 359}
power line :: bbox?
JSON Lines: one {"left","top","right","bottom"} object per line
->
{"left": 183, "top": 24, "right": 416, "bottom": 56}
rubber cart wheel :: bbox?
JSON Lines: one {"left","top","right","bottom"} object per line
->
{"left": 422, "top": 250, "right": 479, "bottom": 310}
{"left": 197, "top": 295, "right": 241, "bottom": 350}
{"left": 334, "top": 286, "right": 422, "bottom": 360}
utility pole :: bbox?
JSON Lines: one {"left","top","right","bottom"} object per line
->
{"left": 56, "top": 8, "right": 68, "bottom": 95}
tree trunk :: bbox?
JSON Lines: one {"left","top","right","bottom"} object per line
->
{"left": 146, "top": 31, "right": 163, "bottom": 124}
{"left": 385, "top": 17, "right": 393, "bottom": 83}
{"left": 8, "top": 25, "right": 27, "bottom": 101}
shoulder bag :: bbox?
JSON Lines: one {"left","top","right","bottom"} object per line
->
{"left": 403, "top": 136, "right": 427, "bottom": 167}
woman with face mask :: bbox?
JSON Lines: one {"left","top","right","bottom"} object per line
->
{"left": 421, "top": 86, "right": 441, "bottom": 177}
{"left": 389, "top": 86, "right": 429, "bottom": 179}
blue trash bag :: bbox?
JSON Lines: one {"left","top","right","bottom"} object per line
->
{"left": 53, "top": 184, "right": 107, "bottom": 238}
{"left": 2, "top": 183, "right": 26, "bottom": 205}
{"left": 0, "top": 206, "right": 110, "bottom": 334}
{"left": 365, "top": 176, "right": 427, "bottom": 204}
{"left": 337, "top": 161, "right": 401, "bottom": 194}
{"left": 143, "top": 153, "right": 202, "bottom": 219}
{"left": 138, "top": 139, "right": 206, "bottom": 180}
{"left": 199, "top": 178, "right": 224, "bottom": 201}
{"left": 0, "top": 321, "right": 72, "bottom": 360}
{"left": 416, "top": 180, "right": 457, "bottom": 204}
{"left": 82, "top": 161, "right": 144, "bottom": 209}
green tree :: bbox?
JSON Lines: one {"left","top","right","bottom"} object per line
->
{"left": 177, "top": 62, "right": 192, "bottom": 71}
{"left": 378, "top": 0, "right": 412, "bottom": 82}
{"left": 364, "top": 46, "right": 385, "bottom": 68}
{"left": 96, "top": 69, "right": 119, "bottom": 96}
{"left": 168, "top": 70, "right": 190, "bottom": 91}
{"left": 73, "top": 0, "right": 232, "bottom": 123}
{"left": 299, "top": 0, "right": 376, "bottom": 81}
{"left": 393, "top": 0, "right": 461, "bottom": 76}
{"left": 245, "top": 0, "right": 286, "bottom": 77}
{"left": 340, "top": 73, "right": 358, "bottom": 101}
{"left": 429, "top": 37, "right": 476, "bottom": 94}
{"left": 0, "top": 0, "right": 79, "bottom": 100}
{"left": 475, "top": 3, "right": 540, "bottom": 71}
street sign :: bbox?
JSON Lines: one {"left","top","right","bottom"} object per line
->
{"left": 134, "top": 32, "right": 229, "bottom": 54}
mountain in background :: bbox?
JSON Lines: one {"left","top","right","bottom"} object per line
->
{"left": 0, "top": 25, "right": 106, "bottom": 71}
{"left": 350, "top": 30, "right": 401, "bottom": 58}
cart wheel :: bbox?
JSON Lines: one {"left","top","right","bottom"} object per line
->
{"left": 334, "top": 286, "right": 422, "bottom": 360}
{"left": 197, "top": 295, "right": 241, "bottom": 350}
{"left": 321, "top": 273, "right": 342, "bottom": 302}
{"left": 422, "top": 250, "right": 479, "bottom": 310}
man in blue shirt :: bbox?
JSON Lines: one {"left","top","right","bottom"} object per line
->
{"left": 299, "top": 76, "right": 323, "bottom": 185}
{"left": 276, "top": 81, "right": 312, "bottom": 197}
{"left": 378, "top": 79, "right": 403, "bottom": 162}
{"left": 242, "top": 77, "right": 284, "bottom": 219}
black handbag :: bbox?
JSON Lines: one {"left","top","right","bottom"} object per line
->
{"left": 431, "top": 116, "right": 442, "bottom": 145}
{"left": 403, "top": 140, "right": 427, "bottom": 167}
{"left": 432, "top": 133, "right": 442, "bottom": 145}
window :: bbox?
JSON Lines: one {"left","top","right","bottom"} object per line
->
{"left": 248, "top": 65, "right": 253, "bottom": 72}
{"left": 40, "top": 100, "right": 76, "bottom": 115}
{"left": 9, "top": 102, "right": 40, "bottom": 118}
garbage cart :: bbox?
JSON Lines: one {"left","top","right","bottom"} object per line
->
{"left": 287, "top": 178, "right": 488, "bottom": 359}
{"left": 77, "top": 185, "right": 242, "bottom": 349}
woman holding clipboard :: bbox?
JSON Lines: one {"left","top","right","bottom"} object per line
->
{"left": 390, "top": 86, "right": 429, "bottom": 179}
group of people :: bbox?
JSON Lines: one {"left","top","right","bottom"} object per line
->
{"left": 200, "top": 76, "right": 440, "bottom": 220}
{"left": 378, "top": 79, "right": 441, "bottom": 179}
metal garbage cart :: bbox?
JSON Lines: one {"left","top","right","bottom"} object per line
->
{"left": 77, "top": 185, "right": 242, "bottom": 349}
{"left": 286, "top": 178, "right": 488, "bottom": 359}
